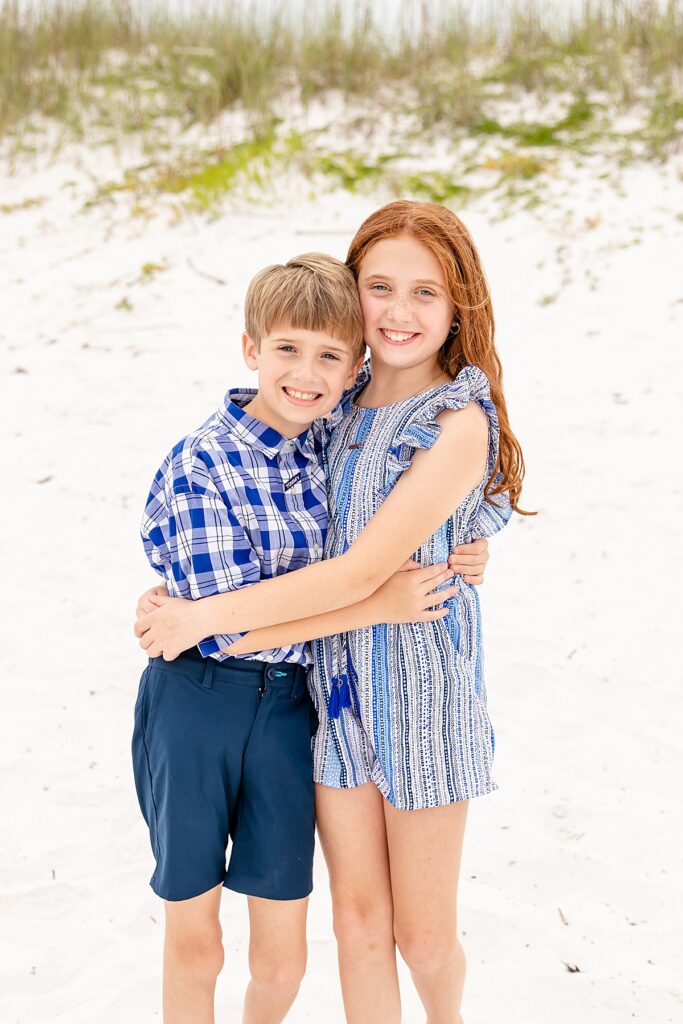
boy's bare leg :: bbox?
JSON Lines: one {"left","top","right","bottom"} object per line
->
{"left": 242, "top": 895, "right": 309, "bottom": 1024}
{"left": 315, "top": 782, "right": 401, "bottom": 1024}
{"left": 163, "top": 883, "right": 224, "bottom": 1024}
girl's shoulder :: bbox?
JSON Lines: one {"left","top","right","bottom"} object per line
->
{"left": 397, "top": 364, "right": 498, "bottom": 449}
{"left": 387, "top": 365, "right": 511, "bottom": 528}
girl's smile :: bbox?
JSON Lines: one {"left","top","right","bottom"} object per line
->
{"left": 358, "top": 233, "right": 454, "bottom": 372}
{"left": 356, "top": 233, "right": 455, "bottom": 404}
{"left": 378, "top": 329, "right": 420, "bottom": 345}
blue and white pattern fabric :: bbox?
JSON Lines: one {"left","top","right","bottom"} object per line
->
{"left": 309, "top": 362, "right": 512, "bottom": 809}
{"left": 142, "top": 389, "right": 333, "bottom": 665}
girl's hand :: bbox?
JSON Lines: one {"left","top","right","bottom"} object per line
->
{"left": 371, "top": 560, "right": 458, "bottom": 624}
{"left": 136, "top": 584, "right": 169, "bottom": 619}
{"left": 134, "top": 593, "right": 206, "bottom": 661}
{"left": 448, "top": 538, "right": 489, "bottom": 584}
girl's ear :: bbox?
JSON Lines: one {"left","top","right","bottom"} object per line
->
{"left": 242, "top": 331, "right": 259, "bottom": 370}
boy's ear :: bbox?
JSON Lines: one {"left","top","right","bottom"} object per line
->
{"left": 242, "top": 332, "right": 259, "bottom": 370}
{"left": 346, "top": 352, "right": 366, "bottom": 385}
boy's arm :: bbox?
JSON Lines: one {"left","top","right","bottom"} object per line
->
{"left": 224, "top": 560, "right": 459, "bottom": 655}
{"left": 136, "top": 403, "right": 495, "bottom": 659}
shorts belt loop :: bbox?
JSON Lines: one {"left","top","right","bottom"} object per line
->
{"left": 289, "top": 666, "right": 304, "bottom": 698}
{"left": 201, "top": 657, "right": 216, "bottom": 690}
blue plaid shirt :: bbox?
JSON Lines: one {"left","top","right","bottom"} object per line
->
{"left": 141, "top": 389, "right": 333, "bottom": 665}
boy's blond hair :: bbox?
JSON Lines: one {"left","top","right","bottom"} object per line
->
{"left": 245, "top": 253, "right": 365, "bottom": 360}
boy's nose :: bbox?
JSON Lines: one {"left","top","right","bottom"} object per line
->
{"left": 292, "top": 365, "right": 320, "bottom": 385}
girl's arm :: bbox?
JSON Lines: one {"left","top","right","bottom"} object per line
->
{"left": 224, "top": 561, "right": 459, "bottom": 655}
{"left": 136, "top": 403, "right": 487, "bottom": 659}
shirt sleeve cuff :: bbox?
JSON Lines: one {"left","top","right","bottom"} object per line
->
{"left": 197, "top": 632, "right": 248, "bottom": 658}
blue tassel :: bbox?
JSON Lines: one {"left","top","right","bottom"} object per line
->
{"left": 328, "top": 677, "right": 340, "bottom": 719}
{"left": 339, "top": 673, "right": 351, "bottom": 710}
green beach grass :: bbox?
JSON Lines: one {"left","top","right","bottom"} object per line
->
{"left": 1, "top": 0, "right": 682, "bottom": 210}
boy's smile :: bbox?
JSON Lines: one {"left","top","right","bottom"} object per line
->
{"left": 282, "top": 385, "right": 323, "bottom": 405}
{"left": 242, "top": 325, "right": 362, "bottom": 438}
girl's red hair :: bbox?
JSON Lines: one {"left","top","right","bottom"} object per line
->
{"left": 346, "top": 200, "right": 530, "bottom": 514}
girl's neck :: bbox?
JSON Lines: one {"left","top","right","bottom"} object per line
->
{"left": 359, "top": 358, "right": 449, "bottom": 409}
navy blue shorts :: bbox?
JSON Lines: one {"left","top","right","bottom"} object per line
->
{"left": 132, "top": 648, "right": 317, "bottom": 902}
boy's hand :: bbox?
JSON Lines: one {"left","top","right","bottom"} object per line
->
{"left": 134, "top": 593, "right": 205, "bottom": 661}
{"left": 448, "top": 538, "right": 489, "bottom": 584}
{"left": 371, "top": 560, "right": 458, "bottom": 624}
{"left": 136, "top": 584, "right": 169, "bottom": 620}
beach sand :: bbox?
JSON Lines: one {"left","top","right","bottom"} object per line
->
{"left": 2, "top": 140, "right": 682, "bottom": 1023}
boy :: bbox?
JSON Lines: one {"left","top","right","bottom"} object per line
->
{"left": 133, "top": 253, "right": 489, "bottom": 1023}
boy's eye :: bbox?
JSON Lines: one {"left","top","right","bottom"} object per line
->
{"left": 278, "top": 345, "right": 296, "bottom": 352}
{"left": 369, "top": 283, "right": 389, "bottom": 292}
{"left": 322, "top": 353, "right": 340, "bottom": 360}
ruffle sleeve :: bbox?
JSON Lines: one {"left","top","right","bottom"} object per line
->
{"left": 385, "top": 364, "right": 512, "bottom": 538}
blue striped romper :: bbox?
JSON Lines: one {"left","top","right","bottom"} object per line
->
{"left": 309, "top": 362, "right": 512, "bottom": 810}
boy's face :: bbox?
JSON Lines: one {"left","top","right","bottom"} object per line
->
{"left": 242, "top": 324, "right": 363, "bottom": 437}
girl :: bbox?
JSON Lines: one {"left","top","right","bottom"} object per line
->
{"left": 137, "top": 201, "right": 525, "bottom": 1023}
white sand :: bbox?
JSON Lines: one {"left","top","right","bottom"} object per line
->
{"left": 2, "top": 137, "right": 682, "bottom": 1023}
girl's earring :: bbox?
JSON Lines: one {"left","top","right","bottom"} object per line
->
{"left": 449, "top": 319, "right": 461, "bottom": 336}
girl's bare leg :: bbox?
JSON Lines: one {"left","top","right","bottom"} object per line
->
{"left": 242, "top": 896, "right": 308, "bottom": 1024}
{"left": 315, "top": 782, "right": 401, "bottom": 1024}
{"left": 385, "top": 800, "right": 469, "bottom": 1024}
{"left": 163, "top": 883, "right": 224, "bottom": 1024}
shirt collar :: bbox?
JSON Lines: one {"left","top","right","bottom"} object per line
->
{"left": 218, "top": 389, "right": 319, "bottom": 461}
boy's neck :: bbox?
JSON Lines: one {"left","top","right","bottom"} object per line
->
{"left": 241, "top": 392, "right": 313, "bottom": 440}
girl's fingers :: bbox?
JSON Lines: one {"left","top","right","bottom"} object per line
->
{"left": 134, "top": 618, "right": 151, "bottom": 638}
{"left": 418, "top": 564, "right": 449, "bottom": 583}
{"left": 419, "top": 584, "right": 458, "bottom": 609}
{"left": 417, "top": 607, "right": 449, "bottom": 621}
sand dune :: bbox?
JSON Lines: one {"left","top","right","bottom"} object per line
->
{"left": 2, "top": 137, "right": 682, "bottom": 1023}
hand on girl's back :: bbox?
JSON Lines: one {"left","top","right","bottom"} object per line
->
{"left": 373, "top": 560, "right": 459, "bottom": 624}
{"left": 448, "top": 538, "right": 489, "bottom": 585}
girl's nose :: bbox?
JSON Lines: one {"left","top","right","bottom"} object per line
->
{"left": 388, "top": 294, "right": 411, "bottom": 322}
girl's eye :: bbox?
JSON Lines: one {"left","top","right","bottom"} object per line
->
{"left": 418, "top": 289, "right": 435, "bottom": 297}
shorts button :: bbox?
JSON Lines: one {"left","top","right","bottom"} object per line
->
{"left": 265, "top": 667, "right": 276, "bottom": 681}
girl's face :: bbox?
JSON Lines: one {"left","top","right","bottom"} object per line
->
{"left": 357, "top": 234, "right": 455, "bottom": 374}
